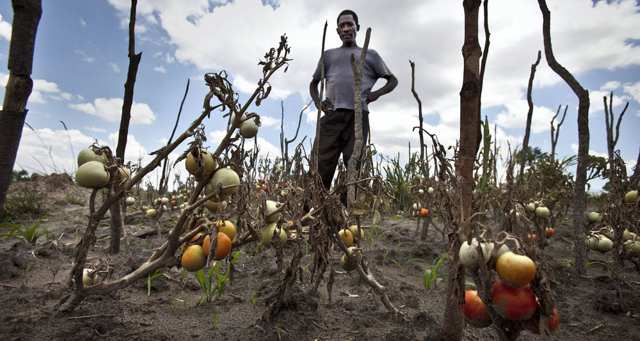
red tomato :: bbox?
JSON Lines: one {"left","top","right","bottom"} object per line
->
{"left": 545, "top": 227, "right": 556, "bottom": 238}
{"left": 491, "top": 281, "right": 538, "bottom": 321}
{"left": 463, "top": 290, "right": 492, "bottom": 328}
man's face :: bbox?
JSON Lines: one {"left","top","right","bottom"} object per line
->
{"left": 337, "top": 14, "right": 357, "bottom": 44}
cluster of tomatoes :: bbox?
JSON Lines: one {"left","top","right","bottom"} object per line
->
{"left": 180, "top": 219, "right": 236, "bottom": 272}
{"left": 462, "top": 245, "right": 559, "bottom": 334}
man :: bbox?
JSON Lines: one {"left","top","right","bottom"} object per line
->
{"left": 310, "top": 9, "right": 398, "bottom": 194}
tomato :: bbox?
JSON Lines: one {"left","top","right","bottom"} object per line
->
{"left": 209, "top": 167, "right": 240, "bottom": 195}
{"left": 624, "top": 190, "right": 638, "bottom": 203}
{"left": 545, "top": 227, "right": 555, "bottom": 238}
{"left": 463, "top": 290, "right": 491, "bottom": 328}
{"left": 491, "top": 281, "right": 538, "bottom": 321}
{"left": 75, "top": 161, "right": 110, "bottom": 188}
{"left": 535, "top": 206, "right": 550, "bottom": 218}
{"left": 214, "top": 232, "right": 232, "bottom": 260}
{"left": 458, "top": 239, "right": 493, "bottom": 269}
{"left": 496, "top": 252, "right": 537, "bottom": 288}
{"left": 265, "top": 200, "right": 282, "bottom": 223}
{"left": 338, "top": 228, "right": 354, "bottom": 247}
{"left": 216, "top": 220, "right": 237, "bottom": 241}
{"left": 185, "top": 149, "right": 216, "bottom": 179}
{"left": 348, "top": 224, "right": 365, "bottom": 240}
{"left": 181, "top": 245, "right": 206, "bottom": 272}
{"left": 240, "top": 116, "right": 260, "bottom": 138}
{"left": 202, "top": 232, "right": 232, "bottom": 260}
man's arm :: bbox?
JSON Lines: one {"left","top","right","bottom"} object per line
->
{"left": 309, "top": 78, "right": 322, "bottom": 110}
{"left": 309, "top": 78, "right": 333, "bottom": 113}
{"left": 367, "top": 74, "right": 398, "bottom": 103}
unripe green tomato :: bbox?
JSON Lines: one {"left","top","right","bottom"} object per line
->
{"left": 535, "top": 206, "right": 550, "bottom": 218}
{"left": 526, "top": 202, "right": 536, "bottom": 212}
{"left": 209, "top": 167, "right": 240, "bottom": 195}
{"left": 265, "top": 200, "right": 282, "bottom": 223}
{"left": 586, "top": 211, "right": 602, "bottom": 223}
{"left": 624, "top": 240, "right": 640, "bottom": 256}
{"left": 624, "top": 190, "right": 638, "bottom": 203}
{"left": 239, "top": 116, "right": 260, "bottom": 138}
{"left": 77, "top": 148, "right": 107, "bottom": 166}
{"left": 75, "top": 161, "right": 110, "bottom": 188}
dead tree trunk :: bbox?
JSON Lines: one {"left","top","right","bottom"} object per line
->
{"left": 409, "top": 60, "right": 427, "bottom": 178}
{"left": 346, "top": 28, "right": 371, "bottom": 206}
{"left": 631, "top": 147, "right": 640, "bottom": 187}
{"left": 518, "top": 50, "right": 541, "bottom": 181}
{"left": 604, "top": 93, "right": 628, "bottom": 267}
{"left": 0, "top": 0, "right": 42, "bottom": 219}
{"left": 537, "top": 0, "right": 590, "bottom": 275}
{"left": 549, "top": 104, "right": 567, "bottom": 162}
{"left": 110, "top": 0, "right": 141, "bottom": 254}
{"left": 442, "top": 1, "right": 482, "bottom": 340}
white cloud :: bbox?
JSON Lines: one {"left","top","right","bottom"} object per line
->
{"left": 109, "top": 62, "right": 121, "bottom": 73}
{"left": 99, "top": 0, "right": 640, "bottom": 164}
{"left": 153, "top": 65, "right": 167, "bottom": 73}
{"left": 259, "top": 115, "right": 279, "bottom": 128}
{"left": 623, "top": 82, "right": 640, "bottom": 103}
{"left": 495, "top": 100, "right": 556, "bottom": 134}
{"left": 601, "top": 81, "right": 621, "bottom": 91}
{"left": 1, "top": 73, "right": 75, "bottom": 105}
{"left": 0, "top": 13, "right": 11, "bottom": 41}
{"left": 69, "top": 97, "right": 156, "bottom": 125}
{"left": 108, "top": 132, "right": 149, "bottom": 164}
{"left": 14, "top": 127, "right": 96, "bottom": 174}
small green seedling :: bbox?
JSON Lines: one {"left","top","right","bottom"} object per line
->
{"left": 423, "top": 254, "right": 446, "bottom": 290}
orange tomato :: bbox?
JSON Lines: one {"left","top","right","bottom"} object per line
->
{"left": 463, "top": 290, "right": 492, "bottom": 328}
{"left": 181, "top": 245, "right": 206, "bottom": 272}
{"left": 491, "top": 281, "right": 538, "bottom": 321}
{"left": 202, "top": 234, "right": 211, "bottom": 256}
{"left": 214, "top": 232, "right": 232, "bottom": 260}
{"left": 496, "top": 252, "right": 537, "bottom": 288}
{"left": 339, "top": 229, "right": 354, "bottom": 247}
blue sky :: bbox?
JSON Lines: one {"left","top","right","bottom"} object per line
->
{"left": 0, "top": 0, "right": 639, "bottom": 190}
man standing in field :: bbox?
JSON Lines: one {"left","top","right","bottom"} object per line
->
{"left": 310, "top": 9, "right": 398, "bottom": 196}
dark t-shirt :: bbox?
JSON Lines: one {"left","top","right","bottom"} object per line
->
{"left": 312, "top": 46, "right": 392, "bottom": 112}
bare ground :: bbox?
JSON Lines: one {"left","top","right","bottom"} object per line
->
{"left": 1, "top": 175, "right": 640, "bottom": 340}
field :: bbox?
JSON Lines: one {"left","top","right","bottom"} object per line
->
{"left": 1, "top": 174, "right": 639, "bottom": 341}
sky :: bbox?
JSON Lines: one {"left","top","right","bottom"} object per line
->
{"left": 0, "top": 0, "right": 639, "bottom": 191}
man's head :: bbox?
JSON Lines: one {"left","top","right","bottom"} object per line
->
{"left": 337, "top": 9, "right": 359, "bottom": 46}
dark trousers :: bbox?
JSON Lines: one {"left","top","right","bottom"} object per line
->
{"left": 316, "top": 109, "right": 370, "bottom": 192}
